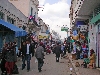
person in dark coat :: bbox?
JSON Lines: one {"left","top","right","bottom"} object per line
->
{"left": 21, "top": 41, "right": 26, "bottom": 70}
{"left": 66, "top": 43, "right": 70, "bottom": 53}
{"left": 5, "top": 44, "right": 17, "bottom": 75}
{"left": 1, "top": 43, "right": 8, "bottom": 75}
{"left": 21, "top": 40, "right": 33, "bottom": 72}
{"left": 55, "top": 43, "right": 61, "bottom": 62}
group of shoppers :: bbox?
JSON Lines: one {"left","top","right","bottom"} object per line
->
{"left": 1, "top": 42, "right": 17, "bottom": 75}
{"left": 71, "top": 40, "right": 96, "bottom": 69}
{"left": 21, "top": 39, "right": 45, "bottom": 72}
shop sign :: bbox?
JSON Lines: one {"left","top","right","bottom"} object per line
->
{"left": 39, "top": 35, "right": 48, "bottom": 39}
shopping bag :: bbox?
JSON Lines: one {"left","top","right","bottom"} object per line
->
{"left": 35, "top": 58, "right": 38, "bottom": 63}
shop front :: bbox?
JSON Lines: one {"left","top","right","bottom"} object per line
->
{"left": 38, "top": 35, "right": 48, "bottom": 40}
{"left": 0, "top": 19, "right": 27, "bottom": 50}
{"left": 96, "top": 23, "right": 100, "bottom": 67}
{"left": 90, "top": 5, "right": 100, "bottom": 67}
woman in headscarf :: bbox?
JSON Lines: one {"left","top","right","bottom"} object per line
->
{"left": 89, "top": 49, "right": 96, "bottom": 69}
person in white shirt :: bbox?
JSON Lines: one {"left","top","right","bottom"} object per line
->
{"left": 22, "top": 40, "right": 33, "bottom": 72}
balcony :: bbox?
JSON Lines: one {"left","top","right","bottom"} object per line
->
{"left": 28, "top": 15, "right": 38, "bottom": 26}
{"left": 78, "top": 0, "right": 100, "bottom": 16}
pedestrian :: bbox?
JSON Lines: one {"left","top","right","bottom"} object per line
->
{"left": 21, "top": 40, "right": 33, "bottom": 72}
{"left": 55, "top": 43, "right": 61, "bottom": 62}
{"left": 89, "top": 49, "right": 96, "bottom": 69}
{"left": 76, "top": 41, "right": 81, "bottom": 59}
{"left": 21, "top": 41, "right": 26, "bottom": 70}
{"left": 52, "top": 44, "right": 56, "bottom": 54}
{"left": 1, "top": 43, "right": 8, "bottom": 75}
{"left": 35, "top": 43, "right": 44, "bottom": 72}
{"left": 61, "top": 44, "right": 65, "bottom": 59}
{"left": 5, "top": 43, "right": 17, "bottom": 75}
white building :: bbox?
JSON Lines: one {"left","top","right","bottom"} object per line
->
{"left": 0, "top": 0, "right": 28, "bottom": 30}
{"left": 0, "top": 0, "right": 27, "bottom": 48}
{"left": 70, "top": 0, "right": 100, "bottom": 67}
{"left": 9, "top": 0, "right": 40, "bottom": 33}
{"left": 39, "top": 21, "right": 49, "bottom": 40}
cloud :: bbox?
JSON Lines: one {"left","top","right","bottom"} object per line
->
{"left": 38, "top": 0, "right": 45, "bottom": 5}
{"left": 38, "top": 0, "right": 70, "bottom": 39}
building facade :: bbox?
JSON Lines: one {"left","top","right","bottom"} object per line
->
{"left": 9, "top": 0, "right": 40, "bottom": 33}
{"left": 70, "top": 0, "right": 100, "bottom": 67}
{"left": 39, "top": 22, "right": 49, "bottom": 40}
{"left": 0, "top": 0, "right": 27, "bottom": 49}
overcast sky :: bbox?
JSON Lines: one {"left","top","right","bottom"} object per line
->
{"left": 38, "top": 0, "right": 71, "bottom": 39}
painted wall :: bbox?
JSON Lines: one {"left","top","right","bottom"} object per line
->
{"left": 0, "top": 0, "right": 27, "bottom": 49}
{"left": 0, "top": 0, "right": 28, "bottom": 31}
{"left": 9, "top": 0, "right": 29, "bottom": 17}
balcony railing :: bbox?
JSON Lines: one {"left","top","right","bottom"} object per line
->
{"left": 28, "top": 15, "right": 38, "bottom": 26}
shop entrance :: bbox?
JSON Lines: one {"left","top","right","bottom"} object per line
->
{"left": 97, "top": 33, "right": 100, "bottom": 67}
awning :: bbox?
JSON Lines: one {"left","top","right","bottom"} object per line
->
{"left": 0, "top": 19, "right": 27, "bottom": 37}
{"left": 90, "top": 13, "right": 100, "bottom": 24}
{"left": 76, "top": 21, "right": 86, "bottom": 27}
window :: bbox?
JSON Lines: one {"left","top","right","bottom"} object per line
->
{"left": 31, "top": 7, "right": 33, "bottom": 16}
{"left": 7, "top": 16, "right": 15, "bottom": 24}
{"left": 0, "top": 12, "right": 4, "bottom": 20}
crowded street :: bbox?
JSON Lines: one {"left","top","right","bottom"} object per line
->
{"left": 0, "top": 53, "right": 76, "bottom": 75}
{"left": 0, "top": 0, "right": 100, "bottom": 75}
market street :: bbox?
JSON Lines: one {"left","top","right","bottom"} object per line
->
{"left": 1, "top": 53, "right": 76, "bottom": 75}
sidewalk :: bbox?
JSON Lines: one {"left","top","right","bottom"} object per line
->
{"left": 68, "top": 53, "right": 100, "bottom": 75}
{"left": 0, "top": 53, "right": 76, "bottom": 75}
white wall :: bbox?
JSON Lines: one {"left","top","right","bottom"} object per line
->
{"left": 8, "top": 0, "right": 29, "bottom": 17}
{"left": 0, "top": 0, "right": 28, "bottom": 31}
{"left": 88, "top": 24, "right": 97, "bottom": 51}
{"left": 29, "top": 0, "right": 38, "bottom": 22}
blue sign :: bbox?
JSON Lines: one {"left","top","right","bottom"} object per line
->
{"left": 46, "top": 30, "right": 49, "bottom": 34}
{"left": 76, "top": 21, "right": 86, "bottom": 27}
{"left": 73, "top": 30, "right": 77, "bottom": 36}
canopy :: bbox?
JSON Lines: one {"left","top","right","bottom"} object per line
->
{"left": 0, "top": 19, "right": 27, "bottom": 37}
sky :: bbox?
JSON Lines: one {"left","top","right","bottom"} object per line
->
{"left": 38, "top": 0, "right": 71, "bottom": 39}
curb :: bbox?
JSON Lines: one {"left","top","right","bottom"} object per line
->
{"left": 67, "top": 53, "right": 80, "bottom": 75}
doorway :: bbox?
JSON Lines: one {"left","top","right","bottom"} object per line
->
{"left": 97, "top": 33, "right": 100, "bottom": 67}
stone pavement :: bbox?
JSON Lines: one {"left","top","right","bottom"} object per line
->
{"left": 0, "top": 53, "right": 76, "bottom": 75}
{"left": 68, "top": 53, "right": 100, "bottom": 75}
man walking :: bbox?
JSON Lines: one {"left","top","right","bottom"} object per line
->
{"left": 35, "top": 43, "right": 44, "bottom": 72}
{"left": 55, "top": 43, "right": 61, "bottom": 62}
{"left": 22, "top": 40, "right": 33, "bottom": 72}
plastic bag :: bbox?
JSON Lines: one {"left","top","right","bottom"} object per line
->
{"left": 35, "top": 58, "right": 38, "bottom": 63}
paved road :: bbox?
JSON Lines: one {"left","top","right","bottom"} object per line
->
{"left": 68, "top": 53, "right": 100, "bottom": 75}
{"left": 11, "top": 53, "right": 76, "bottom": 75}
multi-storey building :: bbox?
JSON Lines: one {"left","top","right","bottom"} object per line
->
{"left": 39, "top": 22, "right": 50, "bottom": 40}
{"left": 37, "top": 17, "right": 49, "bottom": 40}
{"left": 0, "top": 0, "right": 27, "bottom": 49}
{"left": 70, "top": 0, "right": 100, "bottom": 67}
{"left": 9, "top": 0, "right": 40, "bottom": 33}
